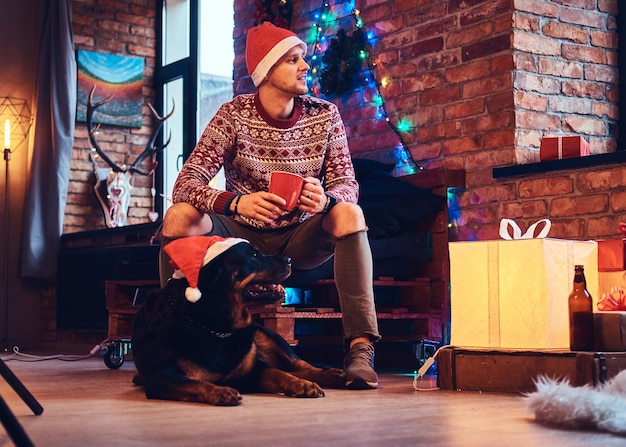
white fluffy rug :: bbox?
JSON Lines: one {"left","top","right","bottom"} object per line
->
{"left": 524, "top": 370, "right": 626, "bottom": 434}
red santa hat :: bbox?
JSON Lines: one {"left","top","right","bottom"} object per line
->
{"left": 164, "top": 236, "right": 249, "bottom": 303}
{"left": 246, "top": 21, "right": 307, "bottom": 87}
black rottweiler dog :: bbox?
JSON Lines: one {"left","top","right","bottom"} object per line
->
{"left": 132, "top": 236, "right": 346, "bottom": 406}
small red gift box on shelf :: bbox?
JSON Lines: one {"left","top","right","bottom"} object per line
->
{"left": 540, "top": 135, "right": 590, "bottom": 161}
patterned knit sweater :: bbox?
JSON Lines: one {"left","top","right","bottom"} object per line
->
{"left": 172, "top": 93, "right": 359, "bottom": 229}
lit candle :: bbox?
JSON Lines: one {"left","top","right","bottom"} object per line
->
{"left": 4, "top": 119, "right": 9, "bottom": 149}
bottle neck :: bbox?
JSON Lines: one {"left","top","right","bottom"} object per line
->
{"left": 572, "top": 274, "right": 588, "bottom": 292}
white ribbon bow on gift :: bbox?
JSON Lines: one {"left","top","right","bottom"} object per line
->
{"left": 499, "top": 218, "right": 551, "bottom": 240}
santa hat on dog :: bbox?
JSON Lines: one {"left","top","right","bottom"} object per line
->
{"left": 246, "top": 21, "right": 307, "bottom": 87}
{"left": 164, "top": 236, "right": 248, "bottom": 303}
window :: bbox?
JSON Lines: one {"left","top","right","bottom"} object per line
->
{"left": 155, "top": 0, "right": 234, "bottom": 214}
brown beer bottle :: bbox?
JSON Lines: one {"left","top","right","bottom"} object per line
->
{"left": 568, "top": 265, "right": 594, "bottom": 351}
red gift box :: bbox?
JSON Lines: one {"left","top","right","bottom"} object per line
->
{"left": 597, "top": 224, "right": 626, "bottom": 272}
{"left": 598, "top": 239, "right": 626, "bottom": 271}
{"left": 540, "top": 136, "right": 590, "bottom": 161}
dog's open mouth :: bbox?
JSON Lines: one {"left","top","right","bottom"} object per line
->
{"left": 245, "top": 283, "right": 286, "bottom": 302}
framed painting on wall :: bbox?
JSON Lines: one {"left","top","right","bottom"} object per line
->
{"left": 76, "top": 49, "right": 144, "bottom": 128}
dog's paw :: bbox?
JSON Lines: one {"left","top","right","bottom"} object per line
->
{"left": 284, "top": 379, "right": 326, "bottom": 398}
{"left": 306, "top": 367, "right": 346, "bottom": 388}
{"left": 205, "top": 386, "right": 243, "bottom": 406}
{"left": 321, "top": 367, "right": 347, "bottom": 388}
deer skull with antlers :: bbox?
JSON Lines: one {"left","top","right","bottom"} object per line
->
{"left": 87, "top": 85, "right": 174, "bottom": 228}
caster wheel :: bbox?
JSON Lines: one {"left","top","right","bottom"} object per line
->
{"left": 104, "top": 344, "right": 125, "bottom": 369}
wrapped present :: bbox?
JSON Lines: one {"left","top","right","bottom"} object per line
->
{"left": 540, "top": 135, "right": 590, "bottom": 161}
{"left": 594, "top": 312, "right": 626, "bottom": 351}
{"left": 597, "top": 286, "right": 626, "bottom": 311}
{"left": 597, "top": 223, "right": 626, "bottom": 271}
{"left": 598, "top": 239, "right": 626, "bottom": 271}
{"left": 593, "top": 288, "right": 626, "bottom": 351}
{"left": 449, "top": 219, "right": 598, "bottom": 349}
{"left": 598, "top": 272, "right": 626, "bottom": 299}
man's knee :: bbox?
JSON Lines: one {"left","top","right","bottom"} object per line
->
{"left": 162, "top": 202, "right": 211, "bottom": 238}
{"left": 322, "top": 202, "right": 367, "bottom": 237}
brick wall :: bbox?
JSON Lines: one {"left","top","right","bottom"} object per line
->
{"left": 62, "top": 0, "right": 620, "bottom": 240}
{"left": 233, "top": 0, "right": 621, "bottom": 242}
{"left": 66, "top": 0, "right": 157, "bottom": 233}
{"left": 513, "top": 0, "right": 618, "bottom": 160}
{"left": 468, "top": 0, "right": 620, "bottom": 241}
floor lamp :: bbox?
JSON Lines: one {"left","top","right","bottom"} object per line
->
{"left": 1, "top": 97, "right": 32, "bottom": 351}
{"left": 0, "top": 97, "right": 42, "bottom": 447}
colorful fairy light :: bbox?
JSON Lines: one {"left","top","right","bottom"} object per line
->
{"left": 397, "top": 118, "right": 412, "bottom": 133}
{"left": 308, "top": 0, "right": 421, "bottom": 175}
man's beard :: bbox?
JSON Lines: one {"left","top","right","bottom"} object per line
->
{"left": 268, "top": 77, "right": 309, "bottom": 96}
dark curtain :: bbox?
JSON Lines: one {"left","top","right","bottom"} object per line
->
{"left": 20, "top": 0, "right": 75, "bottom": 279}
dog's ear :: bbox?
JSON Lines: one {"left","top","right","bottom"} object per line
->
{"left": 195, "top": 261, "right": 232, "bottom": 294}
{"left": 194, "top": 245, "right": 250, "bottom": 297}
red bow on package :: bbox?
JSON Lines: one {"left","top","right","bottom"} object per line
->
{"left": 619, "top": 222, "right": 626, "bottom": 238}
{"left": 598, "top": 286, "right": 626, "bottom": 311}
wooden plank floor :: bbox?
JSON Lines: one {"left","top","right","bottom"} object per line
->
{"left": 0, "top": 351, "right": 623, "bottom": 447}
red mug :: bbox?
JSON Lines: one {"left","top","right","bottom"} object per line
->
{"left": 269, "top": 171, "right": 304, "bottom": 211}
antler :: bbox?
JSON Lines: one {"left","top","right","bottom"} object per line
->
{"left": 128, "top": 101, "right": 175, "bottom": 175}
{"left": 86, "top": 85, "right": 124, "bottom": 173}
{"left": 86, "top": 85, "right": 175, "bottom": 176}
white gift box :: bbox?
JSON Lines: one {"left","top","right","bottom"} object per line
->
{"left": 449, "top": 237, "right": 598, "bottom": 349}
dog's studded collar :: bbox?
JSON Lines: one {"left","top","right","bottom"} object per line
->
{"left": 167, "top": 298, "right": 234, "bottom": 339}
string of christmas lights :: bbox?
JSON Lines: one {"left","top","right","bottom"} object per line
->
{"left": 307, "top": 1, "right": 421, "bottom": 175}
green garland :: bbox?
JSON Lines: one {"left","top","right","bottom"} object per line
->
{"left": 319, "top": 28, "right": 368, "bottom": 98}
